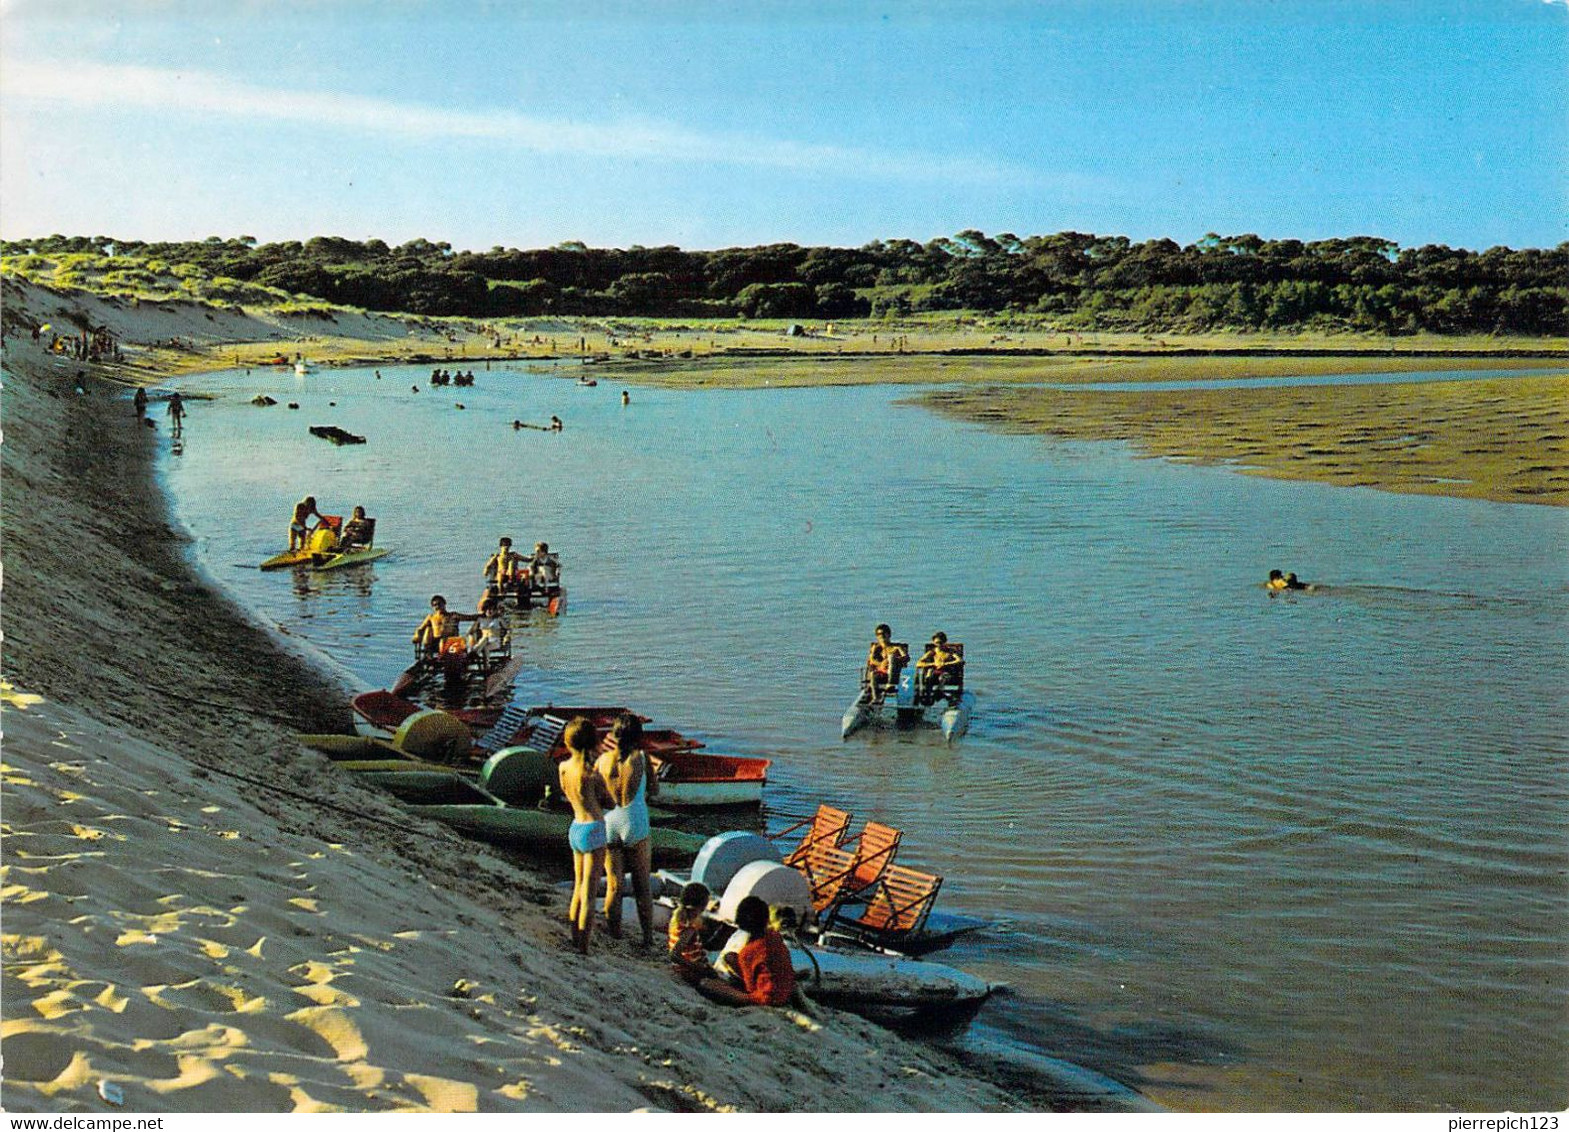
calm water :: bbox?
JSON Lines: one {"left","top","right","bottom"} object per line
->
{"left": 161, "top": 362, "right": 1569, "bottom": 1111}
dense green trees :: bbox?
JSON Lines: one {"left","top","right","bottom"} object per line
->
{"left": 3, "top": 230, "right": 1563, "bottom": 334}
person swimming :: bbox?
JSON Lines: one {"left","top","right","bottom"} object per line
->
{"left": 1267, "top": 569, "right": 1312, "bottom": 595}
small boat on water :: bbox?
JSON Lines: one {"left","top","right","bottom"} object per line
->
{"left": 294, "top": 359, "right": 309, "bottom": 376}
{"left": 259, "top": 516, "right": 390, "bottom": 572}
{"left": 841, "top": 645, "right": 974, "bottom": 743}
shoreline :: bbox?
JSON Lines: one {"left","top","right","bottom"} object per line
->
{"left": 1, "top": 292, "right": 1134, "bottom": 1112}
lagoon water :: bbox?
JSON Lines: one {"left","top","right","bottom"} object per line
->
{"left": 162, "top": 362, "right": 1568, "bottom": 1111}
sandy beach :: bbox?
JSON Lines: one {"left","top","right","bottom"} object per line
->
{"left": 0, "top": 280, "right": 1128, "bottom": 1114}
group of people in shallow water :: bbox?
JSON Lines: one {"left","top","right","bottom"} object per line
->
{"left": 556, "top": 714, "right": 807, "bottom": 1009}
{"left": 862, "top": 623, "right": 965, "bottom": 705}
{"left": 407, "top": 537, "right": 562, "bottom": 664}
{"left": 428, "top": 368, "right": 474, "bottom": 387}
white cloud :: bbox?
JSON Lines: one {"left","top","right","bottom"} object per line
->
{"left": 0, "top": 59, "right": 1027, "bottom": 186}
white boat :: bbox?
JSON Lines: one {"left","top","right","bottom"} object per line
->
{"left": 842, "top": 666, "right": 975, "bottom": 744}
{"left": 789, "top": 942, "right": 993, "bottom": 1016}
{"left": 294, "top": 359, "right": 309, "bottom": 376}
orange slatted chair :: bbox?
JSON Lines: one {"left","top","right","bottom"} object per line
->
{"left": 793, "top": 842, "right": 861, "bottom": 914}
{"left": 774, "top": 804, "right": 852, "bottom": 868}
{"left": 840, "top": 821, "right": 903, "bottom": 894}
{"left": 825, "top": 864, "right": 943, "bottom": 945}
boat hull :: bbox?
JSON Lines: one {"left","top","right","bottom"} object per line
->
{"left": 259, "top": 547, "right": 315, "bottom": 571}
{"left": 413, "top": 804, "right": 705, "bottom": 865}
{"left": 792, "top": 945, "right": 992, "bottom": 1012}
{"left": 652, "top": 752, "right": 770, "bottom": 808}
{"left": 940, "top": 692, "right": 976, "bottom": 743}
{"left": 315, "top": 546, "right": 390, "bottom": 571}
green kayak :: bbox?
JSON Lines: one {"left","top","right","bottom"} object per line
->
{"left": 413, "top": 804, "right": 706, "bottom": 865}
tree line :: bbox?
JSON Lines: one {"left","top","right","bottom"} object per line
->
{"left": 4, "top": 231, "right": 1564, "bottom": 335}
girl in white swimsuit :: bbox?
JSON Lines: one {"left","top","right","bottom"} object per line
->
{"left": 598, "top": 714, "right": 659, "bottom": 946}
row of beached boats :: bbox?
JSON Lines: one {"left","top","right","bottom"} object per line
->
{"left": 267, "top": 513, "right": 993, "bottom": 1021}
{"left": 301, "top": 697, "right": 995, "bottom": 1020}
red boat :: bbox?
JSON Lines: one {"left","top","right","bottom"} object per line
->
{"left": 351, "top": 689, "right": 504, "bottom": 737}
{"left": 348, "top": 693, "right": 769, "bottom": 806}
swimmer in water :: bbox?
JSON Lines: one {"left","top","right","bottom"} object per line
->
{"left": 1267, "top": 569, "right": 1313, "bottom": 595}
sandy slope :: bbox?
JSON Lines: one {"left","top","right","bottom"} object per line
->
{"left": 0, "top": 286, "right": 1086, "bottom": 1113}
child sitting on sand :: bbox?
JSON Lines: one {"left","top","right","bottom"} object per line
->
{"left": 694, "top": 896, "right": 797, "bottom": 1008}
{"left": 668, "top": 882, "right": 712, "bottom": 983}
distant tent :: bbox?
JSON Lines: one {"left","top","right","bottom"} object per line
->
{"left": 786, "top": 323, "right": 806, "bottom": 337}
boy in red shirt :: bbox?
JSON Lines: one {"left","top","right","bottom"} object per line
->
{"left": 695, "top": 896, "right": 796, "bottom": 1007}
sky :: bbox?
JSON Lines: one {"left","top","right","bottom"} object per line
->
{"left": 1, "top": 0, "right": 1565, "bottom": 253}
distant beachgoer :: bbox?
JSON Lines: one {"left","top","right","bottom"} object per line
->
{"left": 133, "top": 386, "right": 148, "bottom": 418}
{"left": 288, "top": 495, "right": 323, "bottom": 552}
{"left": 621, "top": 390, "right": 630, "bottom": 406}
{"left": 550, "top": 415, "right": 563, "bottom": 431}
{"left": 1267, "top": 569, "right": 1312, "bottom": 596}
{"left": 598, "top": 713, "right": 659, "bottom": 947}
{"left": 559, "top": 717, "right": 611, "bottom": 955}
{"left": 528, "top": 542, "right": 560, "bottom": 589}
{"left": 668, "top": 881, "right": 712, "bottom": 983}
{"left": 167, "top": 392, "right": 186, "bottom": 435}
{"left": 694, "top": 896, "right": 797, "bottom": 1007}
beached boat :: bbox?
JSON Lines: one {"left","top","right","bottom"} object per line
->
{"left": 640, "top": 857, "right": 995, "bottom": 1020}
{"left": 416, "top": 802, "right": 705, "bottom": 865}
{"left": 350, "top": 689, "right": 505, "bottom": 739}
{"left": 346, "top": 694, "right": 769, "bottom": 806}
{"left": 652, "top": 750, "right": 770, "bottom": 808}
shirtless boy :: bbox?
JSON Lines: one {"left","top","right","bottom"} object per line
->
{"left": 289, "top": 496, "right": 323, "bottom": 552}
{"left": 411, "top": 595, "right": 470, "bottom": 654}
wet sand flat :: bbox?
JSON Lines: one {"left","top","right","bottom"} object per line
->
{"left": 919, "top": 373, "right": 1569, "bottom": 507}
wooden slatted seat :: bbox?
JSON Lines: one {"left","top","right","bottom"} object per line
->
{"left": 773, "top": 804, "right": 852, "bottom": 868}
{"left": 793, "top": 842, "right": 860, "bottom": 913}
{"left": 825, "top": 864, "right": 943, "bottom": 944}
{"left": 840, "top": 821, "right": 903, "bottom": 894}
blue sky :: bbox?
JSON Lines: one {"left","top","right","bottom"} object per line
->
{"left": 1, "top": 0, "right": 1564, "bottom": 252}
